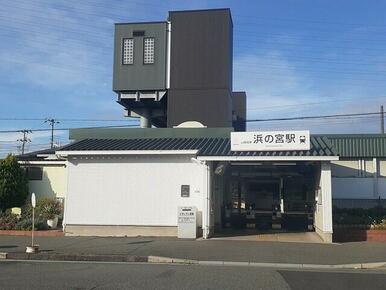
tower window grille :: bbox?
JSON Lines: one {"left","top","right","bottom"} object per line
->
{"left": 122, "top": 38, "right": 134, "bottom": 64}
{"left": 143, "top": 37, "right": 155, "bottom": 64}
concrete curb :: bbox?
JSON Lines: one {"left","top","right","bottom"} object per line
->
{"left": 3, "top": 252, "right": 148, "bottom": 263}
{"left": 1, "top": 252, "right": 386, "bottom": 269}
{"left": 147, "top": 256, "right": 386, "bottom": 269}
{"left": 197, "top": 260, "right": 386, "bottom": 269}
{"left": 148, "top": 256, "right": 196, "bottom": 264}
{"left": 0, "top": 230, "right": 64, "bottom": 237}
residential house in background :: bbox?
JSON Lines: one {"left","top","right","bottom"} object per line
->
{"left": 18, "top": 148, "right": 67, "bottom": 204}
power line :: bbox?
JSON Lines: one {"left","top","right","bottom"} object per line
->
{"left": 4, "top": 2, "right": 386, "bottom": 50}
{"left": 6, "top": 0, "right": 386, "bottom": 43}
{"left": 0, "top": 117, "right": 137, "bottom": 122}
{"left": 4, "top": 0, "right": 386, "bottom": 50}
{"left": 234, "top": 34, "right": 386, "bottom": 51}
{"left": 234, "top": 62, "right": 386, "bottom": 77}
{"left": 246, "top": 111, "right": 383, "bottom": 123}
{"left": 247, "top": 117, "right": 380, "bottom": 128}
{"left": 4, "top": 18, "right": 386, "bottom": 56}
{"left": 233, "top": 14, "right": 386, "bottom": 28}
{"left": 247, "top": 96, "right": 386, "bottom": 111}
{"left": 235, "top": 54, "right": 381, "bottom": 67}
{"left": 0, "top": 113, "right": 378, "bottom": 131}
{"left": 11, "top": 0, "right": 386, "bottom": 30}
{"left": 234, "top": 69, "right": 386, "bottom": 82}
{"left": 4, "top": 13, "right": 386, "bottom": 51}
{"left": 4, "top": 40, "right": 386, "bottom": 78}
{"left": 2, "top": 4, "right": 386, "bottom": 83}
{"left": 0, "top": 124, "right": 139, "bottom": 134}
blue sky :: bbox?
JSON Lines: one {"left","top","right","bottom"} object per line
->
{"left": 0, "top": 0, "right": 386, "bottom": 156}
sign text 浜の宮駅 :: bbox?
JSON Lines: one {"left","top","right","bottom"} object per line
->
{"left": 230, "top": 131, "right": 310, "bottom": 151}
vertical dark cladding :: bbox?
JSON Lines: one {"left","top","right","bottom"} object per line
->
{"left": 232, "top": 91, "right": 247, "bottom": 131}
{"left": 167, "top": 9, "right": 234, "bottom": 128}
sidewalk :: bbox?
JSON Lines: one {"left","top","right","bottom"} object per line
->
{"left": 1, "top": 235, "right": 386, "bottom": 266}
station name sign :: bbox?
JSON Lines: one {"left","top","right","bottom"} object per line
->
{"left": 231, "top": 130, "right": 310, "bottom": 151}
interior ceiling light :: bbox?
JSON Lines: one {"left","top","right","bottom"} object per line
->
{"left": 272, "top": 162, "right": 297, "bottom": 166}
{"left": 230, "top": 162, "right": 263, "bottom": 166}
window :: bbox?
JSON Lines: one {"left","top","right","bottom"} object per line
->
{"left": 143, "top": 37, "right": 155, "bottom": 64}
{"left": 122, "top": 38, "right": 134, "bottom": 64}
{"left": 27, "top": 167, "right": 43, "bottom": 181}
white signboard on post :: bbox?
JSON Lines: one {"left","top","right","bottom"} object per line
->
{"left": 177, "top": 206, "right": 197, "bottom": 239}
{"left": 231, "top": 130, "right": 310, "bottom": 151}
{"left": 31, "top": 193, "right": 36, "bottom": 208}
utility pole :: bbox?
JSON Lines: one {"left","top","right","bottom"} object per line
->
{"left": 381, "top": 105, "right": 385, "bottom": 134}
{"left": 17, "top": 130, "right": 31, "bottom": 155}
{"left": 45, "top": 118, "right": 60, "bottom": 149}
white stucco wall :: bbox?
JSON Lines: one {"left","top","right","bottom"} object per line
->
{"left": 28, "top": 165, "right": 67, "bottom": 199}
{"left": 314, "top": 162, "right": 333, "bottom": 242}
{"left": 64, "top": 155, "right": 207, "bottom": 227}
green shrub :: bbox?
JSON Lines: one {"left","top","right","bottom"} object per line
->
{"left": 15, "top": 217, "right": 48, "bottom": 231}
{"left": 0, "top": 210, "right": 20, "bottom": 230}
{"left": 333, "top": 206, "right": 386, "bottom": 228}
{"left": 36, "top": 198, "right": 62, "bottom": 220}
{"left": 21, "top": 198, "right": 62, "bottom": 219}
{"left": 0, "top": 155, "right": 28, "bottom": 211}
{"left": 20, "top": 203, "right": 34, "bottom": 219}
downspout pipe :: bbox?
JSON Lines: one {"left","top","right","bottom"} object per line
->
{"left": 192, "top": 158, "right": 211, "bottom": 239}
{"left": 203, "top": 161, "right": 211, "bottom": 239}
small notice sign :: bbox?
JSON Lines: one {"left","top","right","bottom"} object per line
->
{"left": 181, "top": 185, "right": 190, "bottom": 198}
{"left": 178, "top": 206, "right": 197, "bottom": 239}
{"left": 231, "top": 130, "right": 310, "bottom": 151}
{"left": 178, "top": 208, "right": 196, "bottom": 224}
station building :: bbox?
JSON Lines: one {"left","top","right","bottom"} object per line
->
{"left": 17, "top": 9, "right": 386, "bottom": 243}
{"left": 51, "top": 128, "right": 384, "bottom": 243}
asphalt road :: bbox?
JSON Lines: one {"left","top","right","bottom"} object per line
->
{"left": 0, "top": 260, "right": 386, "bottom": 290}
{"left": 3, "top": 236, "right": 386, "bottom": 265}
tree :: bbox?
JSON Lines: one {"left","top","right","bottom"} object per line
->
{"left": 0, "top": 154, "right": 28, "bottom": 211}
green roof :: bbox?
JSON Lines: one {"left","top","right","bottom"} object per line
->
{"left": 69, "top": 127, "right": 233, "bottom": 141}
{"left": 68, "top": 128, "right": 386, "bottom": 158}
{"left": 323, "top": 134, "right": 386, "bottom": 158}
{"left": 59, "top": 136, "right": 337, "bottom": 158}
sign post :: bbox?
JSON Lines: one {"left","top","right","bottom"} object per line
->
{"left": 31, "top": 193, "right": 35, "bottom": 247}
{"left": 26, "top": 193, "right": 38, "bottom": 253}
{"left": 231, "top": 130, "right": 310, "bottom": 152}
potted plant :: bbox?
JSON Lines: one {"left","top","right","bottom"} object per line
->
{"left": 39, "top": 198, "right": 62, "bottom": 229}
